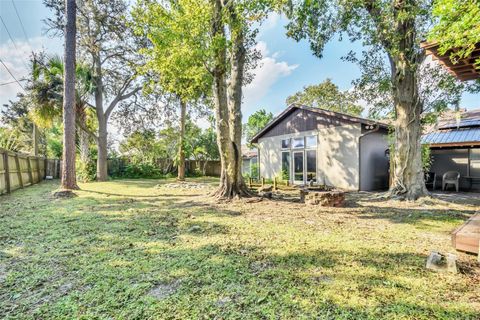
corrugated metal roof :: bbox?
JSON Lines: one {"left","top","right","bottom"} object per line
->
{"left": 422, "top": 127, "right": 480, "bottom": 145}
{"left": 438, "top": 109, "right": 480, "bottom": 129}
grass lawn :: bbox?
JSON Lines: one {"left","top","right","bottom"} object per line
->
{"left": 0, "top": 178, "right": 479, "bottom": 319}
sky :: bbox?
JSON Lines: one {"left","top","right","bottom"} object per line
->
{"left": 1, "top": 1, "right": 479, "bottom": 134}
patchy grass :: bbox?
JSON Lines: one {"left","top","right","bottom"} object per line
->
{"left": 0, "top": 178, "right": 479, "bottom": 319}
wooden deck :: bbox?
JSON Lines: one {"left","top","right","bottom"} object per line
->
{"left": 452, "top": 213, "right": 480, "bottom": 255}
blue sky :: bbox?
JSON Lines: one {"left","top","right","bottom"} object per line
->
{"left": 1, "top": 2, "right": 478, "bottom": 129}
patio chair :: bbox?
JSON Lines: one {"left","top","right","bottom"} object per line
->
{"left": 424, "top": 172, "right": 436, "bottom": 190}
{"left": 442, "top": 171, "right": 460, "bottom": 192}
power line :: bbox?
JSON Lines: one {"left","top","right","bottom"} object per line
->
{"left": 11, "top": 0, "right": 30, "bottom": 44}
{"left": 0, "top": 57, "right": 25, "bottom": 91}
{"left": 0, "top": 15, "right": 20, "bottom": 52}
{"left": 0, "top": 79, "right": 26, "bottom": 86}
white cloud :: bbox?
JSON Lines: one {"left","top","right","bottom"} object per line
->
{"left": 243, "top": 41, "right": 298, "bottom": 111}
{"left": 0, "top": 36, "right": 62, "bottom": 108}
{"left": 261, "top": 12, "right": 281, "bottom": 31}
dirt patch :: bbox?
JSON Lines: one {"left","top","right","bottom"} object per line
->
{"left": 148, "top": 279, "right": 181, "bottom": 300}
{"left": 52, "top": 190, "right": 78, "bottom": 199}
{"left": 156, "top": 182, "right": 210, "bottom": 190}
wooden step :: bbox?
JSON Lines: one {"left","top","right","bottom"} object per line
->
{"left": 451, "top": 213, "right": 480, "bottom": 255}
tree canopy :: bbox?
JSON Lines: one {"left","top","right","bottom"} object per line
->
{"left": 244, "top": 109, "right": 274, "bottom": 146}
{"left": 429, "top": 0, "right": 480, "bottom": 66}
{"left": 286, "top": 79, "right": 363, "bottom": 116}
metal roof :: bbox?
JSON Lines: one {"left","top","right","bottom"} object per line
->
{"left": 422, "top": 127, "right": 480, "bottom": 146}
{"left": 438, "top": 109, "right": 480, "bottom": 129}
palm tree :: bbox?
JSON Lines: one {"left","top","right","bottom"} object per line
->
{"left": 29, "top": 55, "right": 96, "bottom": 164}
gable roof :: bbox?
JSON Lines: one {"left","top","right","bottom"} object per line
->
{"left": 250, "top": 104, "right": 388, "bottom": 143}
{"left": 437, "top": 108, "right": 480, "bottom": 130}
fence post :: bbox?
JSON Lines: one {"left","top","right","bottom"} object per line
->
{"left": 4, "top": 151, "right": 10, "bottom": 194}
{"left": 248, "top": 177, "right": 252, "bottom": 188}
{"left": 36, "top": 157, "right": 41, "bottom": 182}
{"left": 26, "top": 156, "right": 33, "bottom": 185}
{"left": 14, "top": 154, "right": 23, "bottom": 188}
{"left": 273, "top": 177, "right": 277, "bottom": 191}
{"left": 44, "top": 158, "right": 47, "bottom": 179}
{"left": 261, "top": 177, "right": 265, "bottom": 187}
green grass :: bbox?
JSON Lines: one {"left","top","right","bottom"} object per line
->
{"left": 0, "top": 178, "right": 479, "bottom": 319}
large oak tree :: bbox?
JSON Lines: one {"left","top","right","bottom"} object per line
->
{"left": 285, "top": 0, "right": 473, "bottom": 200}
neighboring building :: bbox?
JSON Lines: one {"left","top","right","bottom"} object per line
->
{"left": 241, "top": 145, "right": 258, "bottom": 177}
{"left": 422, "top": 108, "right": 480, "bottom": 191}
{"left": 250, "top": 104, "right": 390, "bottom": 191}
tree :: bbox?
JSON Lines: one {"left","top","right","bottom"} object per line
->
{"left": 244, "top": 109, "right": 274, "bottom": 147}
{"left": 285, "top": 79, "right": 363, "bottom": 116}
{"left": 133, "top": 0, "right": 213, "bottom": 181}
{"left": 429, "top": 0, "right": 480, "bottom": 67}
{"left": 45, "top": 0, "right": 143, "bottom": 181}
{"left": 285, "top": 0, "right": 473, "bottom": 200}
{"left": 60, "top": 0, "right": 78, "bottom": 191}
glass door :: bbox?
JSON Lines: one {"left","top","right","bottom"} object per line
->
{"left": 293, "top": 151, "right": 304, "bottom": 184}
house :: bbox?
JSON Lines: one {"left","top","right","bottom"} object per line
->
{"left": 250, "top": 104, "right": 390, "bottom": 191}
{"left": 241, "top": 145, "right": 258, "bottom": 177}
{"left": 422, "top": 108, "right": 480, "bottom": 191}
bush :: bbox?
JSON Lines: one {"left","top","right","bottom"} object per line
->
{"left": 77, "top": 159, "right": 96, "bottom": 182}
{"left": 123, "top": 163, "right": 163, "bottom": 179}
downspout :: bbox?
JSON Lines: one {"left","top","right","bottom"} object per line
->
{"left": 358, "top": 125, "right": 381, "bottom": 191}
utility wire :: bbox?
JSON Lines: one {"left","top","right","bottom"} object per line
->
{"left": 0, "top": 15, "right": 20, "bottom": 52}
{"left": 11, "top": 0, "right": 30, "bottom": 44}
{"left": 0, "top": 79, "right": 26, "bottom": 86}
{"left": 0, "top": 57, "right": 25, "bottom": 91}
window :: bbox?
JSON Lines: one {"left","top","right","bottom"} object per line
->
{"left": 292, "top": 137, "right": 304, "bottom": 149}
{"left": 281, "top": 152, "right": 290, "bottom": 181}
{"left": 306, "top": 150, "right": 317, "bottom": 182}
{"left": 293, "top": 152, "right": 304, "bottom": 182}
{"left": 470, "top": 149, "right": 480, "bottom": 177}
{"left": 305, "top": 135, "right": 317, "bottom": 148}
{"left": 281, "top": 138, "right": 290, "bottom": 149}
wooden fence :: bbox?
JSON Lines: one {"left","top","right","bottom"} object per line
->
{"left": 0, "top": 148, "right": 60, "bottom": 195}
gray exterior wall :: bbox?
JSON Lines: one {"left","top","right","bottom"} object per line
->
{"left": 359, "top": 131, "right": 389, "bottom": 191}
{"left": 430, "top": 148, "right": 480, "bottom": 190}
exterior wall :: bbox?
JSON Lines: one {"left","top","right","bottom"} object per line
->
{"left": 318, "top": 124, "right": 361, "bottom": 190}
{"left": 262, "top": 108, "right": 356, "bottom": 138}
{"left": 359, "top": 131, "right": 390, "bottom": 191}
{"left": 430, "top": 148, "right": 480, "bottom": 190}
{"left": 258, "top": 124, "right": 362, "bottom": 190}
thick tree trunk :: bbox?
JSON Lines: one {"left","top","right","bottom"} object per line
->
{"left": 177, "top": 100, "right": 186, "bottom": 181}
{"left": 387, "top": 7, "right": 427, "bottom": 200}
{"left": 211, "top": 0, "right": 250, "bottom": 199}
{"left": 60, "top": 0, "right": 79, "bottom": 190}
{"left": 96, "top": 116, "right": 108, "bottom": 181}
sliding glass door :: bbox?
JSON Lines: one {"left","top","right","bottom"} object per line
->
{"left": 293, "top": 151, "right": 304, "bottom": 184}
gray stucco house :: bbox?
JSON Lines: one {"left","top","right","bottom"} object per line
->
{"left": 423, "top": 108, "right": 480, "bottom": 191}
{"left": 250, "top": 104, "right": 390, "bottom": 191}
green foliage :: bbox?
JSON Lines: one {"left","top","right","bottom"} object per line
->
{"left": 0, "top": 127, "right": 29, "bottom": 152}
{"left": 244, "top": 109, "right": 274, "bottom": 146}
{"left": 286, "top": 79, "right": 363, "bottom": 116}
{"left": 429, "top": 0, "right": 480, "bottom": 67}
{"left": 133, "top": 0, "right": 212, "bottom": 102}
{"left": 422, "top": 144, "right": 433, "bottom": 172}
{"left": 123, "top": 163, "right": 163, "bottom": 179}
{"left": 76, "top": 158, "right": 96, "bottom": 182}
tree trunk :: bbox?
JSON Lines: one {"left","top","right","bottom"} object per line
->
{"left": 211, "top": 0, "right": 250, "bottom": 199}
{"left": 177, "top": 99, "right": 186, "bottom": 181}
{"left": 387, "top": 6, "right": 427, "bottom": 200}
{"left": 60, "top": 0, "right": 79, "bottom": 190}
{"left": 96, "top": 115, "right": 108, "bottom": 181}
{"left": 93, "top": 53, "right": 109, "bottom": 182}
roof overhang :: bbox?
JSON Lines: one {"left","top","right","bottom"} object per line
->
{"left": 421, "top": 41, "right": 480, "bottom": 81}
{"left": 250, "top": 104, "right": 388, "bottom": 144}
{"left": 427, "top": 142, "right": 480, "bottom": 148}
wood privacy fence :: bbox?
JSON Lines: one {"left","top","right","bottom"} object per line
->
{"left": 0, "top": 148, "right": 60, "bottom": 195}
